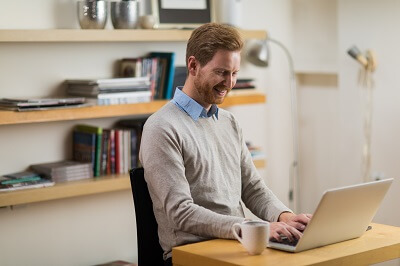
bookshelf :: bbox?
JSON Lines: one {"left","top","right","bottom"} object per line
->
{"left": 0, "top": 29, "right": 267, "bottom": 43}
{"left": 0, "top": 91, "right": 266, "bottom": 125}
{"left": 0, "top": 158, "right": 266, "bottom": 208}
{"left": 0, "top": 28, "right": 268, "bottom": 207}
{"left": 0, "top": 92, "right": 267, "bottom": 207}
{"left": 0, "top": 174, "right": 129, "bottom": 207}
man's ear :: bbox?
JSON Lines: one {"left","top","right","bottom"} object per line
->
{"left": 187, "top": 56, "right": 198, "bottom": 76}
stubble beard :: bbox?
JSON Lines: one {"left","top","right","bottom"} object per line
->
{"left": 194, "top": 73, "right": 230, "bottom": 106}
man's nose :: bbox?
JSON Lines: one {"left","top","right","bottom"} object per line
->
{"left": 223, "top": 74, "right": 235, "bottom": 89}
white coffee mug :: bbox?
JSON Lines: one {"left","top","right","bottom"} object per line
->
{"left": 232, "top": 220, "right": 269, "bottom": 255}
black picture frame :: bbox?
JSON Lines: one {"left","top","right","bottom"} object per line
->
{"left": 151, "top": 0, "right": 213, "bottom": 29}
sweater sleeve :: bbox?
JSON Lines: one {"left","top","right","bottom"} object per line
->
{"left": 139, "top": 117, "right": 245, "bottom": 240}
{"left": 237, "top": 120, "right": 292, "bottom": 222}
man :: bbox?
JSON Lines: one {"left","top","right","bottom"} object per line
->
{"left": 139, "top": 23, "right": 311, "bottom": 264}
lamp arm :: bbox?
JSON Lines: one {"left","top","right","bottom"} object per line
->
{"left": 268, "top": 38, "right": 299, "bottom": 212}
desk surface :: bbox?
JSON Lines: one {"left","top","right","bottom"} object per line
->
{"left": 172, "top": 223, "right": 400, "bottom": 266}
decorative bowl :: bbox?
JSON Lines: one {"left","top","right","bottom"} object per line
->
{"left": 111, "top": 1, "right": 139, "bottom": 29}
{"left": 77, "top": 0, "right": 108, "bottom": 29}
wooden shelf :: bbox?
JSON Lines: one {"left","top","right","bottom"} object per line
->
{"left": 0, "top": 159, "right": 266, "bottom": 207}
{"left": 0, "top": 91, "right": 266, "bottom": 126}
{"left": 253, "top": 159, "right": 266, "bottom": 169}
{"left": 0, "top": 174, "right": 130, "bottom": 207}
{"left": 0, "top": 29, "right": 267, "bottom": 43}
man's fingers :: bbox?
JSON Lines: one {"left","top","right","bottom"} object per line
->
{"left": 270, "top": 222, "right": 304, "bottom": 242}
{"left": 270, "top": 232, "right": 282, "bottom": 242}
{"left": 295, "top": 214, "right": 311, "bottom": 225}
{"left": 282, "top": 226, "right": 302, "bottom": 241}
{"left": 291, "top": 221, "right": 306, "bottom": 231}
{"left": 280, "top": 227, "right": 294, "bottom": 242}
{"left": 288, "top": 226, "right": 303, "bottom": 239}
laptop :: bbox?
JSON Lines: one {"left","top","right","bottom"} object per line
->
{"left": 268, "top": 178, "right": 393, "bottom": 252}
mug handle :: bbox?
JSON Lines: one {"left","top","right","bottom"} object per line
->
{"left": 232, "top": 223, "right": 243, "bottom": 243}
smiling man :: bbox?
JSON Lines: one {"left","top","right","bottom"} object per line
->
{"left": 139, "top": 23, "right": 310, "bottom": 266}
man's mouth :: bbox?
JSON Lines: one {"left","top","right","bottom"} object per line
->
{"left": 214, "top": 87, "right": 229, "bottom": 96}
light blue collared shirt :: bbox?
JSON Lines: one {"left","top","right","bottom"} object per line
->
{"left": 171, "top": 86, "right": 219, "bottom": 121}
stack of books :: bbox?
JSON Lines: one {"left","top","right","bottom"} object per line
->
{"left": 30, "top": 161, "right": 93, "bottom": 183}
{"left": 233, "top": 78, "right": 256, "bottom": 90}
{"left": 66, "top": 77, "right": 152, "bottom": 105}
{"left": 0, "top": 97, "right": 87, "bottom": 111}
{"left": 0, "top": 171, "right": 55, "bottom": 192}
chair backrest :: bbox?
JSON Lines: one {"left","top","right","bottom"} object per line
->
{"left": 129, "top": 167, "right": 165, "bottom": 266}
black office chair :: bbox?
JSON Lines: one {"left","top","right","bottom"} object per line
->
{"left": 129, "top": 167, "right": 165, "bottom": 266}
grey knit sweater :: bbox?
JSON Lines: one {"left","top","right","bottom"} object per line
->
{"left": 139, "top": 101, "right": 291, "bottom": 260}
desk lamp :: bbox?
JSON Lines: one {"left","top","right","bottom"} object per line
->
{"left": 347, "top": 46, "right": 377, "bottom": 182}
{"left": 246, "top": 38, "right": 299, "bottom": 212}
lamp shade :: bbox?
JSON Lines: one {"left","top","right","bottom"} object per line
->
{"left": 246, "top": 39, "right": 270, "bottom": 67}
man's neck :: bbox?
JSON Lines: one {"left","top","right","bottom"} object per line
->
{"left": 182, "top": 84, "right": 212, "bottom": 111}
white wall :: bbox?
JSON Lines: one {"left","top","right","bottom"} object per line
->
{"left": 292, "top": 0, "right": 338, "bottom": 73}
{"left": 337, "top": 0, "right": 400, "bottom": 226}
{"left": 294, "top": 3, "right": 400, "bottom": 265}
{"left": 292, "top": 0, "right": 341, "bottom": 213}
{"left": 293, "top": 0, "right": 400, "bottom": 232}
{"left": 294, "top": 0, "right": 400, "bottom": 225}
{"left": 294, "top": 4, "right": 400, "bottom": 265}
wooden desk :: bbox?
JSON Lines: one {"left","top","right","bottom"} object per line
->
{"left": 172, "top": 223, "right": 400, "bottom": 266}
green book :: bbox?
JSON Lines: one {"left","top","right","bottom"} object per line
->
{"left": 1, "top": 171, "right": 42, "bottom": 185}
{"left": 1, "top": 176, "right": 42, "bottom": 185}
{"left": 75, "top": 124, "right": 103, "bottom": 177}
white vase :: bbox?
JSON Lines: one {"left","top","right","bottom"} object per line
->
{"left": 213, "top": 0, "right": 242, "bottom": 28}
{"left": 138, "top": 0, "right": 152, "bottom": 16}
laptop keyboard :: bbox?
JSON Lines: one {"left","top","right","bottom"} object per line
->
{"left": 270, "top": 236, "right": 299, "bottom": 247}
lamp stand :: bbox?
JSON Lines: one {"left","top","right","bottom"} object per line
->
{"left": 268, "top": 38, "right": 300, "bottom": 212}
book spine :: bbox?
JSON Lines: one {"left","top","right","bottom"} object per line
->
{"left": 115, "top": 129, "right": 121, "bottom": 174}
{"left": 1, "top": 176, "right": 42, "bottom": 185}
{"left": 73, "top": 131, "right": 96, "bottom": 174}
{"left": 124, "top": 130, "right": 130, "bottom": 173}
{"left": 130, "top": 129, "right": 138, "bottom": 169}
{"left": 75, "top": 125, "right": 103, "bottom": 177}
{"left": 95, "top": 132, "right": 101, "bottom": 177}
{"left": 149, "top": 52, "right": 176, "bottom": 99}
{"left": 0, "top": 180, "right": 55, "bottom": 191}
{"left": 165, "top": 53, "right": 176, "bottom": 99}
{"left": 109, "top": 129, "right": 116, "bottom": 175}
{"left": 94, "top": 92, "right": 151, "bottom": 106}
{"left": 101, "top": 130, "right": 110, "bottom": 176}
{"left": 136, "top": 58, "right": 143, "bottom": 77}
{"left": 150, "top": 57, "right": 158, "bottom": 100}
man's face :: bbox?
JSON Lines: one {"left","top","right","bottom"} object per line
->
{"left": 193, "top": 49, "right": 241, "bottom": 107}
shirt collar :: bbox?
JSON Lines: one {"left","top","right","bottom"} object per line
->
{"left": 172, "top": 87, "right": 219, "bottom": 121}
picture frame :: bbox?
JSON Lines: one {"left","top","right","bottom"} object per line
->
{"left": 151, "top": 0, "right": 213, "bottom": 29}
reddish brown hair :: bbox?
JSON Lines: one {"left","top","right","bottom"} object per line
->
{"left": 186, "top": 23, "right": 244, "bottom": 67}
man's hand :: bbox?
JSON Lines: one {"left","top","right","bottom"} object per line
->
{"left": 278, "top": 212, "right": 312, "bottom": 232}
{"left": 269, "top": 222, "right": 302, "bottom": 242}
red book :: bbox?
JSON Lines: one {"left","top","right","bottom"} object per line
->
{"left": 115, "top": 129, "right": 121, "bottom": 174}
